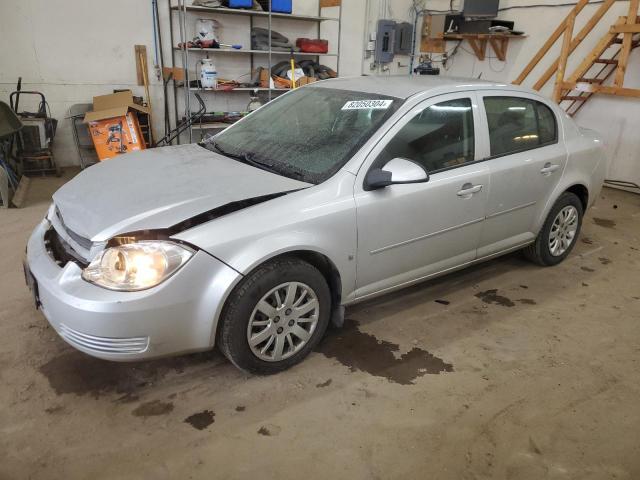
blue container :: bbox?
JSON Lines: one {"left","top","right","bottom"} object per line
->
{"left": 229, "top": 0, "right": 253, "bottom": 8}
{"left": 257, "top": 0, "right": 292, "bottom": 13}
{"left": 271, "top": 0, "right": 292, "bottom": 13}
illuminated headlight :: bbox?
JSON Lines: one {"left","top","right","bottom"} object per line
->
{"left": 82, "top": 241, "right": 194, "bottom": 291}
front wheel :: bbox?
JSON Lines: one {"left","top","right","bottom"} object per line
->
{"left": 524, "top": 192, "right": 583, "bottom": 266}
{"left": 218, "top": 257, "right": 331, "bottom": 374}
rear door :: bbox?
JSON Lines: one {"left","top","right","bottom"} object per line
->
{"left": 476, "top": 92, "right": 567, "bottom": 257}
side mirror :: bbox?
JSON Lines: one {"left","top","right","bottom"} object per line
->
{"left": 364, "top": 158, "right": 429, "bottom": 191}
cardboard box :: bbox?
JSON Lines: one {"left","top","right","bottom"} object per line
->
{"left": 297, "top": 76, "right": 317, "bottom": 86}
{"left": 84, "top": 91, "right": 149, "bottom": 161}
{"left": 162, "top": 66, "right": 185, "bottom": 83}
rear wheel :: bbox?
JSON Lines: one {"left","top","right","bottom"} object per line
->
{"left": 524, "top": 192, "right": 583, "bottom": 266}
{"left": 218, "top": 257, "right": 331, "bottom": 374}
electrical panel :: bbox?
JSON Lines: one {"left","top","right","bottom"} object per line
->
{"left": 375, "top": 20, "right": 396, "bottom": 63}
{"left": 394, "top": 22, "right": 414, "bottom": 55}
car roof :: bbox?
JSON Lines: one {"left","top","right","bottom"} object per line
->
{"left": 310, "top": 75, "right": 527, "bottom": 100}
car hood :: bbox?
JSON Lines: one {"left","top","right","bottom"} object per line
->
{"left": 52, "top": 144, "right": 311, "bottom": 241}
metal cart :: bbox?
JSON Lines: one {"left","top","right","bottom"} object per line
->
{"left": 10, "top": 88, "right": 60, "bottom": 176}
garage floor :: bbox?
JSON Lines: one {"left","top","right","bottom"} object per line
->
{"left": 1, "top": 171, "right": 639, "bottom": 479}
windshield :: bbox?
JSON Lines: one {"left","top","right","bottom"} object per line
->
{"left": 203, "top": 87, "right": 402, "bottom": 184}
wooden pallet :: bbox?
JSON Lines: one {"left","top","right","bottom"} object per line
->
{"left": 513, "top": 0, "right": 640, "bottom": 115}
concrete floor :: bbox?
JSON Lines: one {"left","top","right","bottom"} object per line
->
{"left": 1, "top": 171, "right": 639, "bottom": 480}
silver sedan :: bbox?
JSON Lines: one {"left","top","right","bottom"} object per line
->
{"left": 25, "top": 76, "right": 607, "bottom": 373}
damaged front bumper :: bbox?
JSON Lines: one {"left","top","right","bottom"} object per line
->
{"left": 25, "top": 219, "right": 241, "bottom": 361}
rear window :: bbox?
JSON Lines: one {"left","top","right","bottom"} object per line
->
{"left": 484, "top": 96, "right": 558, "bottom": 157}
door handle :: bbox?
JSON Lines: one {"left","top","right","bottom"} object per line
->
{"left": 540, "top": 163, "right": 560, "bottom": 175}
{"left": 457, "top": 183, "right": 483, "bottom": 197}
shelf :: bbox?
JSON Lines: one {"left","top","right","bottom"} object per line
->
{"left": 174, "top": 47, "right": 337, "bottom": 57}
{"left": 188, "top": 87, "right": 288, "bottom": 92}
{"left": 191, "top": 122, "right": 231, "bottom": 130}
{"left": 443, "top": 33, "right": 527, "bottom": 61}
{"left": 443, "top": 33, "right": 527, "bottom": 40}
{"left": 170, "top": 5, "right": 338, "bottom": 22}
{"left": 166, "top": 0, "right": 342, "bottom": 143}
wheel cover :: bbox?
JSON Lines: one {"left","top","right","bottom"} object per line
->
{"left": 549, "top": 205, "right": 579, "bottom": 257}
{"left": 247, "top": 282, "right": 320, "bottom": 362}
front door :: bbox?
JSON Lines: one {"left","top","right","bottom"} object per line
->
{"left": 354, "top": 93, "right": 489, "bottom": 299}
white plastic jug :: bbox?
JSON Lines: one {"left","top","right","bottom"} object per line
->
{"left": 200, "top": 58, "right": 217, "bottom": 90}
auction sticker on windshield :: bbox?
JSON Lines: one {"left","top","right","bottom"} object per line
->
{"left": 341, "top": 99, "right": 393, "bottom": 110}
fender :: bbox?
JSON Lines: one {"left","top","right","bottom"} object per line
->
{"left": 533, "top": 118, "right": 607, "bottom": 233}
{"left": 173, "top": 170, "right": 359, "bottom": 304}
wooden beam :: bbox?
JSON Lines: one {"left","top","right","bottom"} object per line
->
{"left": 532, "top": 0, "right": 616, "bottom": 90}
{"left": 561, "top": 95, "right": 589, "bottom": 101}
{"left": 611, "top": 24, "right": 640, "bottom": 33}
{"left": 615, "top": 0, "right": 639, "bottom": 86}
{"left": 468, "top": 37, "right": 488, "bottom": 61}
{"left": 593, "top": 85, "right": 640, "bottom": 97}
{"left": 489, "top": 37, "right": 508, "bottom": 61}
{"left": 560, "top": 80, "right": 582, "bottom": 90}
{"left": 134, "top": 45, "right": 147, "bottom": 86}
{"left": 554, "top": 13, "right": 577, "bottom": 102}
{"left": 512, "top": 0, "right": 590, "bottom": 85}
{"left": 567, "top": 16, "right": 627, "bottom": 84}
{"left": 421, "top": 15, "right": 446, "bottom": 53}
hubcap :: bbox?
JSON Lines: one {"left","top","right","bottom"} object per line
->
{"left": 549, "top": 205, "right": 579, "bottom": 257}
{"left": 247, "top": 282, "right": 320, "bottom": 362}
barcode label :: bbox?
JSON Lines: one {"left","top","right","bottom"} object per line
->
{"left": 341, "top": 99, "right": 393, "bottom": 110}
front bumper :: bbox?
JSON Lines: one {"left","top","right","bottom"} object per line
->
{"left": 26, "top": 219, "right": 242, "bottom": 361}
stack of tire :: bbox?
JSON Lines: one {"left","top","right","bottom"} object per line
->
{"left": 270, "top": 60, "right": 337, "bottom": 88}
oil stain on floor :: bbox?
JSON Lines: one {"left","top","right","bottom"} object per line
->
{"left": 317, "top": 319, "right": 453, "bottom": 385}
{"left": 132, "top": 400, "right": 174, "bottom": 417}
{"left": 517, "top": 298, "right": 537, "bottom": 305}
{"left": 184, "top": 410, "right": 215, "bottom": 430}
{"left": 257, "top": 424, "right": 281, "bottom": 436}
{"left": 593, "top": 217, "right": 616, "bottom": 229}
{"left": 39, "top": 350, "right": 218, "bottom": 398}
{"left": 475, "top": 289, "right": 515, "bottom": 307}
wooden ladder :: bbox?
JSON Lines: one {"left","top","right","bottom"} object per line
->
{"left": 513, "top": 0, "right": 640, "bottom": 116}
{"left": 560, "top": 27, "right": 640, "bottom": 116}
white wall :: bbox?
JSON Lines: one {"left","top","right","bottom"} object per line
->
{"left": 1, "top": 0, "right": 638, "bottom": 185}
{"left": 0, "top": 1, "right": 166, "bottom": 166}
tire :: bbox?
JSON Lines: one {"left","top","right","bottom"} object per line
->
{"left": 218, "top": 257, "right": 331, "bottom": 374}
{"left": 524, "top": 192, "right": 583, "bottom": 266}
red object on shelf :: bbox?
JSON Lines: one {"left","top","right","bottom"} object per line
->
{"left": 296, "top": 38, "right": 329, "bottom": 54}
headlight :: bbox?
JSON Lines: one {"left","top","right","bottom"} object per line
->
{"left": 82, "top": 241, "right": 194, "bottom": 291}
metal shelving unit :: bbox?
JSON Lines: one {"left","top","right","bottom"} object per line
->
{"left": 189, "top": 86, "right": 290, "bottom": 91}
{"left": 173, "top": 46, "right": 338, "bottom": 56}
{"left": 170, "top": 4, "right": 337, "bottom": 22}
{"left": 166, "top": 1, "right": 342, "bottom": 142}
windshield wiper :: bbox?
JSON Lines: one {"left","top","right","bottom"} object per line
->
{"left": 210, "top": 141, "right": 280, "bottom": 176}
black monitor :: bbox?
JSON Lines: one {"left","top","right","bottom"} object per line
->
{"left": 462, "top": 0, "right": 499, "bottom": 18}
